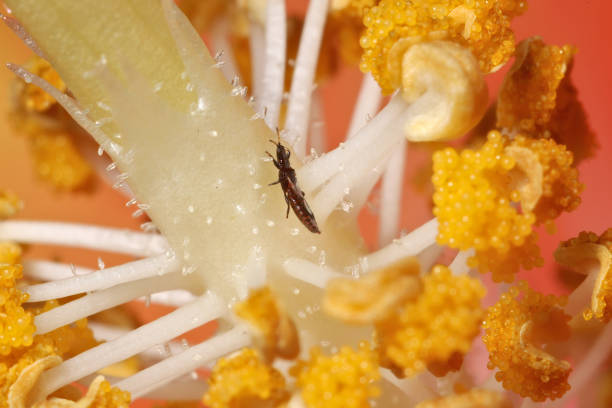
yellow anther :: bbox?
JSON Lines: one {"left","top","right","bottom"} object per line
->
{"left": 498, "top": 37, "right": 575, "bottom": 134}
{"left": 323, "top": 257, "right": 422, "bottom": 324}
{"left": 497, "top": 37, "right": 597, "bottom": 163}
{"left": 483, "top": 282, "right": 572, "bottom": 402}
{"left": 0, "top": 264, "right": 35, "bottom": 356}
{"left": 507, "top": 135, "right": 583, "bottom": 225}
{"left": 30, "top": 375, "right": 131, "bottom": 407}
{"left": 360, "top": 0, "right": 526, "bottom": 94}
{"left": 376, "top": 265, "right": 485, "bottom": 378}
{"left": 30, "top": 132, "right": 92, "bottom": 190}
{"left": 14, "top": 56, "right": 66, "bottom": 113}
{"left": 432, "top": 131, "right": 543, "bottom": 281}
{"left": 0, "top": 242, "right": 21, "bottom": 265}
{"left": 203, "top": 348, "right": 290, "bottom": 408}
{"left": 555, "top": 229, "right": 612, "bottom": 322}
{"left": 234, "top": 286, "right": 299, "bottom": 361}
{"left": 292, "top": 341, "right": 380, "bottom": 408}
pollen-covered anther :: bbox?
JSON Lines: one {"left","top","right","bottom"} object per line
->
{"left": 291, "top": 341, "right": 380, "bottom": 408}
{"left": 555, "top": 229, "right": 612, "bottom": 322}
{"left": 32, "top": 375, "right": 131, "bottom": 408}
{"left": 0, "top": 264, "right": 35, "bottom": 356}
{"left": 506, "top": 135, "right": 583, "bottom": 225}
{"left": 414, "top": 388, "right": 512, "bottom": 408}
{"left": 0, "top": 191, "right": 23, "bottom": 220}
{"left": 360, "top": 0, "right": 526, "bottom": 94}
{"left": 13, "top": 56, "right": 66, "bottom": 113}
{"left": 496, "top": 37, "right": 597, "bottom": 163}
{"left": 30, "top": 132, "right": 93, "bottom": 190}
{"left": 432, "top": 131, "right": 543, "bottom": 282}
{"left": 0, "top": 242, "right": 22, "bottom": 265}
{"left": 396, "top": 40, "right": 488, "bottom": 142}
{"left": 482, "top": 282, "right": 572, "bottom": 401}
{"left": 375, "top": 265, "right": 485, "bottom": 378}
{"left": 234, "top": 286, "right": 299, "bottom": 361}
{"left": 497, "top": 37, "right": 576, "bottom": 134}
{"left": 323, "top": 257, "right": 422, "bottom": 324}
{"left": 203, "top": 348, "right": 290, "bottom": 408}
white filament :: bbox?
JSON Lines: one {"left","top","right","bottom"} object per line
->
{"left": 0, "top": 220, "right": 168, "bottom": 256}
{"left": 117, "top": 325, "right": 250, "bottom": 398}
{"left": 25, "top": 254, "right": 179, "bottom": 302}
{"left": 378, "top": 138, "right": 407, "bottom": 247}
{"left": 34, "top": 273, "right": 192, "bottom": 334}
{"left": 346, "top": 74, "right": 382, "bottom": 139}
{"left": 364, "top": 218, "right": 439, "bottom": 271}
{"left": 259, "top": 0, "right": 286, "bottom": 128}
{"left": 283, "top": 257, "right": 343, "bottom": 288}
{"left": 30, "top": 293, "right": 226, "bottom": 402}
{"left": 284, "top": 0, "right": 329, "bottom": 158}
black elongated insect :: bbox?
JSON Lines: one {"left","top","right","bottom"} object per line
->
{"left": 266, "top": 134, "right": 321, "bottom": 234}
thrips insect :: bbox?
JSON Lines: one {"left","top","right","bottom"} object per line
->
{"left": 266, "top": 133, "right": 321, "bottom": 234}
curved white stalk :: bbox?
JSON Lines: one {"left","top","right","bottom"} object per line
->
{"left": 22, "top": 260, "right": 94, "bottom": 282}
{"left": 259, "top": 0, "right": 286, "bottom": 128}
{"left": 0, "top": 12, "right": 45, "bottom": 57}
{"left": 283, "top": 257, "right": 343, "bottom": 288}
{"left": 346, "top": 74, "right": 382, "bottom": 139}
{"left": 310, "top": 134, "right": 401, "bottom": 224}
{"left": 88, "top": 322, "right": 194, "bottom": 365}
{"left": 25, "top": 254, "right": 179, "bottom": 302}
{"left": 378, "top": 138, "right": 407, "bottom": 247}
{"left": 0, "top": 220, "right": 168, "bottom": 256}
{"left": 364, "top": 218, "right": 439, "bottom": 271}
{"left": 298, "top": 95, "right": 408, "bottom": 194}
{"left": 249, "top": 21, "right": 266, "bottom": 103}
{"left": 117, "top": 325, "right": 250, "bottom": 398}
{"left": 284, "top": 0, "right": 329, "bottom": 158}
{"left": 146, "top": 289, "right": 198, "bottom": 307}
{"left": 565, "top": 267, "right": 598, "bottom": 317}
{"left": 30, "top": 293, "right": 226, "bottom": 403}
{"left": 449, "top": 249, "right": 475, "bottom": 275}
{"left": 34, "top": 273, "right": 192, "bottom": 334}
{"left": 309, "top": 89, "right": 326, "bottom": 154}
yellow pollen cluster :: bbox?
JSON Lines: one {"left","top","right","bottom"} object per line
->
{"left": 482, "top": 282, "right": 572, "bottom": 401}
{"left": 359, "top": 0, "right": 526, "bottom": 94}
{"left": 234, "top": 286, "right": 299, "bottom": 361}
{"left": 375, "top": 265, "right": 485, "bottom": 378}
{"left": 0, "top": 242, "right": 21, "bottom": 265}
{"left": 15, "top": 56, "right": 66, "bottom": 113}
{"left": 203, "top": 348, "right": 290, "bottom": 408}
{"left": 329, "top": 0, "right": 377, "bottom": 65}
{"left": 72, "top": 376, "right": 131, "bottom": 408}
{"left": 415, "top": 388, "right": 512, "bottom": 408}
{"left": 0, "top": 264, "right": 35, "bottom": 356}
{"left": 0, "top": 190, "right": 22, "bottom": 220}
{"left": 509, "top": 135, "right": 583, "bottom": 225}
{"left": 497, "top": 37, "right": 576, "bottom": 134}
{"left": 292, "top": 342, "right": 380, "bottom": 408}
{"left": 555, "top": 229, "right": 612, "bottom": 322}
{"left": 495, "top": 37, "right": 597, "bottom": 163}
{"left": 30, "top": 132, "right": 93, "bottom": 191}
{"left": 10, "top": 56, "right": 92, "bottom": 191}
{"left": 1, "top": 310, "right": 98, "bottom": 408}
{"left": 432, "top": 130, "right": 543, "bottom": 281}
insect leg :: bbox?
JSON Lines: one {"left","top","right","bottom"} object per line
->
{"left": 268, "top": 180, "right": 281, "bottom": 186}
{"left": 265, "top": 151, "right": 280, "bottom": 169}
